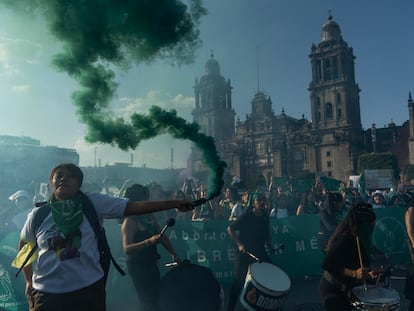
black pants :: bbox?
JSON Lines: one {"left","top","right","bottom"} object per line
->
{"left": 30, "top": 278, "right": 106, "bottom": 311}
{"left": 227, "top": 253, "right": 254, "bottom": 311}
{"left": 405, "top": 265, "right": 414, "bottom": 311}
{"left": 126, "top": 259, "right": 160, "bottom": 311}
{"left": 319, "top": 276, "right": 351, "bottom": 311}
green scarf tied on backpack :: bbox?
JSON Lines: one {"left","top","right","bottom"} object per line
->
{"left": 50, "top": 193, "right": 84, "bottom": 236}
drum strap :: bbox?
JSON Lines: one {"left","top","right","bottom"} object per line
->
{"left": 323, "top": 270, "right": 347, "bottom": 292}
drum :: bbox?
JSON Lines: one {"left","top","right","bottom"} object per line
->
{"left": 351, "top": 285, "right": 400, "bottom": 311}
{"left": 239, "top": 262, "right": 291, "bottom": 311}
{"left": 158, "top": 260, "right": 223, "bottom": 311}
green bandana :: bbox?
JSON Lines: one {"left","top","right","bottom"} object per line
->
{"left": 50, "top": 194, "right": 84, "bottom": 236}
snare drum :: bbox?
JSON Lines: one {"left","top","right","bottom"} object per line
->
{"left": 351, "top": 285, "right": 400, "bottom": 311}
{"left": 239, "top": 262, "right": 291, "bottom": 311}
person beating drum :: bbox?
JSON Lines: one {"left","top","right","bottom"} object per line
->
{"left": 319, "top": 202, "right": 379, "bottom": 311}
{"left": 227, "top": 191, "right": 277, "bottom": 311}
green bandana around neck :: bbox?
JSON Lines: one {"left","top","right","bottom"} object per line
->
{"left": 50, "top": 193, "right": 84, "bottom": 236}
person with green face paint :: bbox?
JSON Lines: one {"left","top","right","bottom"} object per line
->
{"left": 319, "top": 202, "right": 378, "bottom": 311}
{"left": 15, "top": 163, "right": 193, "bottom": 311}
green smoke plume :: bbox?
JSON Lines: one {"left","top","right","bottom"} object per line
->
{"left": 1, "top": 0, "right": 226, "bottom": 198}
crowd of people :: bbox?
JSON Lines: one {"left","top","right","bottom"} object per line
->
{"left": 2, "top": 166, "right": 414, "bottom": 310}
{"left": 149, "top": 177, "right": 412, "bottom": 225}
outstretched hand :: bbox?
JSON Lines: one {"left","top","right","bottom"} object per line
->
{"left": 175, "top": 199, "right": 194, "bottom": 212}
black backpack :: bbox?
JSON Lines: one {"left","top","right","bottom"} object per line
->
{"left": 16, "top": 193, "right": 125, "bottom": 282}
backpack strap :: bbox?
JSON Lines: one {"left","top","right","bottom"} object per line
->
{"left": 16, "top": 195, "right": 125, "bottom": 280}
{"left": 15, "top": 203, "right": 50, "bottom": 277}
{"left": 80, "top": 193, "right": 125, "bottom": 280}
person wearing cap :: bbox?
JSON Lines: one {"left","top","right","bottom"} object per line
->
{"left": 0, "top": 190, "right": 33, "bottom": 238}
{"left": 8, "top": 190, "right": 33, "bottom": 232}
{"left": 371, "top": 190, "right": 387, "bottom": 208}
{"left": 319, "top": 202, "right": 378, "bottom": 311}
{"left": 226, "top": 191, "right": 275, "bottom": 311}
{"left": 16, "top": 163, "right": 193, "bottom": 311}
{"left": 121, "top": 183, "right": 181, "bottom": 311}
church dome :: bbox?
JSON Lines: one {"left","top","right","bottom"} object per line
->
{"left": 321, "top": 13, "right": 342, "bottom": 42}
{"left": 204, "top": 52, "right": 221, "bottom": 75}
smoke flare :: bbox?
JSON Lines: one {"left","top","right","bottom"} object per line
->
{"left": 1, "top": 0, "right": 226, "bottom": 198}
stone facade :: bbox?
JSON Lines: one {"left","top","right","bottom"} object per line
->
{"left": 190, "top": 14, "right": 413, "bottom": 189}
{"left": 0, "top": 135, "right": 79, "bottom": 201}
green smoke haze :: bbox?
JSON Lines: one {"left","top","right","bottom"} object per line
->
{"left": 1, "top": 0, "right": 226, "bottom": 198}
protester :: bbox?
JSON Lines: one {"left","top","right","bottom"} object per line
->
{"left": 269, "top": 192, "right": 291, "bottom": 218}
{"left": 227, "top": 192, "right": 275, "bottom": 311}
{"left": 319, "top": 202, "right": 378, "bottom": 311}
{"left": 296, "top": 190, "right": 318, "bottom": 215}
{"left": 192, "top": 184, "right": 213, "bottom": 221}
{"left": 317, "top": 192, "right": 345, "bottom": 254}
{"left": 371, "top": 190, "right": 387, "bottom": 208}
{"left": 15, "top": 163, "right": 193, "bottom": 311}
{"left": 121, "top": 184, "right": 181, "bottom": 311}
{"left": 229, "top": 191, "right": 249, "bottom": 221}
{"left": 404, "top": 194, "right": 414, "bottom": 310}
{"left": 2, "top": 190, "right": 33, "bottom": 234}
{"left": 216, "top": 188, "right": 237, "bottom": 220}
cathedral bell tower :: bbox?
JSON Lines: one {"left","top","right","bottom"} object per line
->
{"left": 189, "top": 52, "right": 235, "bottom": 183}
{"left": 192, "top": 52, "right": 235, "bottom": 142}
{"left": 307, "top": 13, "right": 363, "bottom": 180}
{"left": 308, "top": 13, "right": 362, "bottom": 132}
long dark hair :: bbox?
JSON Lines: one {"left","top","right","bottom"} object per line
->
{"left": 325, "top": 202, "right": 375, "bottom": 252}
{"left": 325, "top": 192, "right": 344, "bottom": 215}
{"left": 124, "top": 184, "right": 149, "bottom": 201}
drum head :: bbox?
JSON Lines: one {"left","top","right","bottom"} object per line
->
{"left": 159, "top": 261, "right": 222, "bottom": 311}
{"left": 249, "top": 262, "right": 291, "bottom": 293}
{"left": 352, "top": 285, "right": 400, "bottom": 305}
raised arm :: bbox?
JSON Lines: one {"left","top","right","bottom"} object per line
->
{"left": 405, "top": 205, "right": 414, "bottom": 247}
{"left": 124, "top": 199, "right": 193, "bottom": 216}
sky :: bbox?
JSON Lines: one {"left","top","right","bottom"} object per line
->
{"left": 0, "top": 0, "right": 412, "bottom": 169}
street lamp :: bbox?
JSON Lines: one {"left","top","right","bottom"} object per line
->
{"left": 371, "top": 123, "right": 376, "bottom": 153}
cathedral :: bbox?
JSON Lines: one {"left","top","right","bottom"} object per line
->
{"left": 189, "top": 14, "right": 413, "bottom": 190}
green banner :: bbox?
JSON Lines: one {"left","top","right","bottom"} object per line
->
{"left": 0, "top": 208, "right": 411, "bottom": 310}
{"left": 104, "top": 207, "right": 411, "bottom": 308}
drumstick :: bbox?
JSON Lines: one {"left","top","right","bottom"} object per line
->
{"left": 356, "top": 236, "right": 367, "bottom": 289}
{"left": 355, "top": 236, "right": 363, "bottom": 268}
{"left": 245, "top": 251, "right": 260, "bottom": 262}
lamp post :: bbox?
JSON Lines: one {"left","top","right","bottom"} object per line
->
{"left": 371, "top": 123, "right": 377, "bottom": 153}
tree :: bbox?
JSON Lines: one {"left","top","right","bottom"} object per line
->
{"left": 357, "top": 152, "right": 400, "bottom": 181}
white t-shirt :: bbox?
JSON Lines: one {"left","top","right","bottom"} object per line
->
{"left": 229, "top": 202, "right": 246, "bottom": 221}
{"left": 20, "top": 193, "right": 127, "bottom": 293}
{"left": 270, "top": 208, "right": 289, "bottom": 218}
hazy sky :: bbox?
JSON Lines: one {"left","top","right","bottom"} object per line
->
{"left": 0, "top": 1, "right": 412, "bottom": 169}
